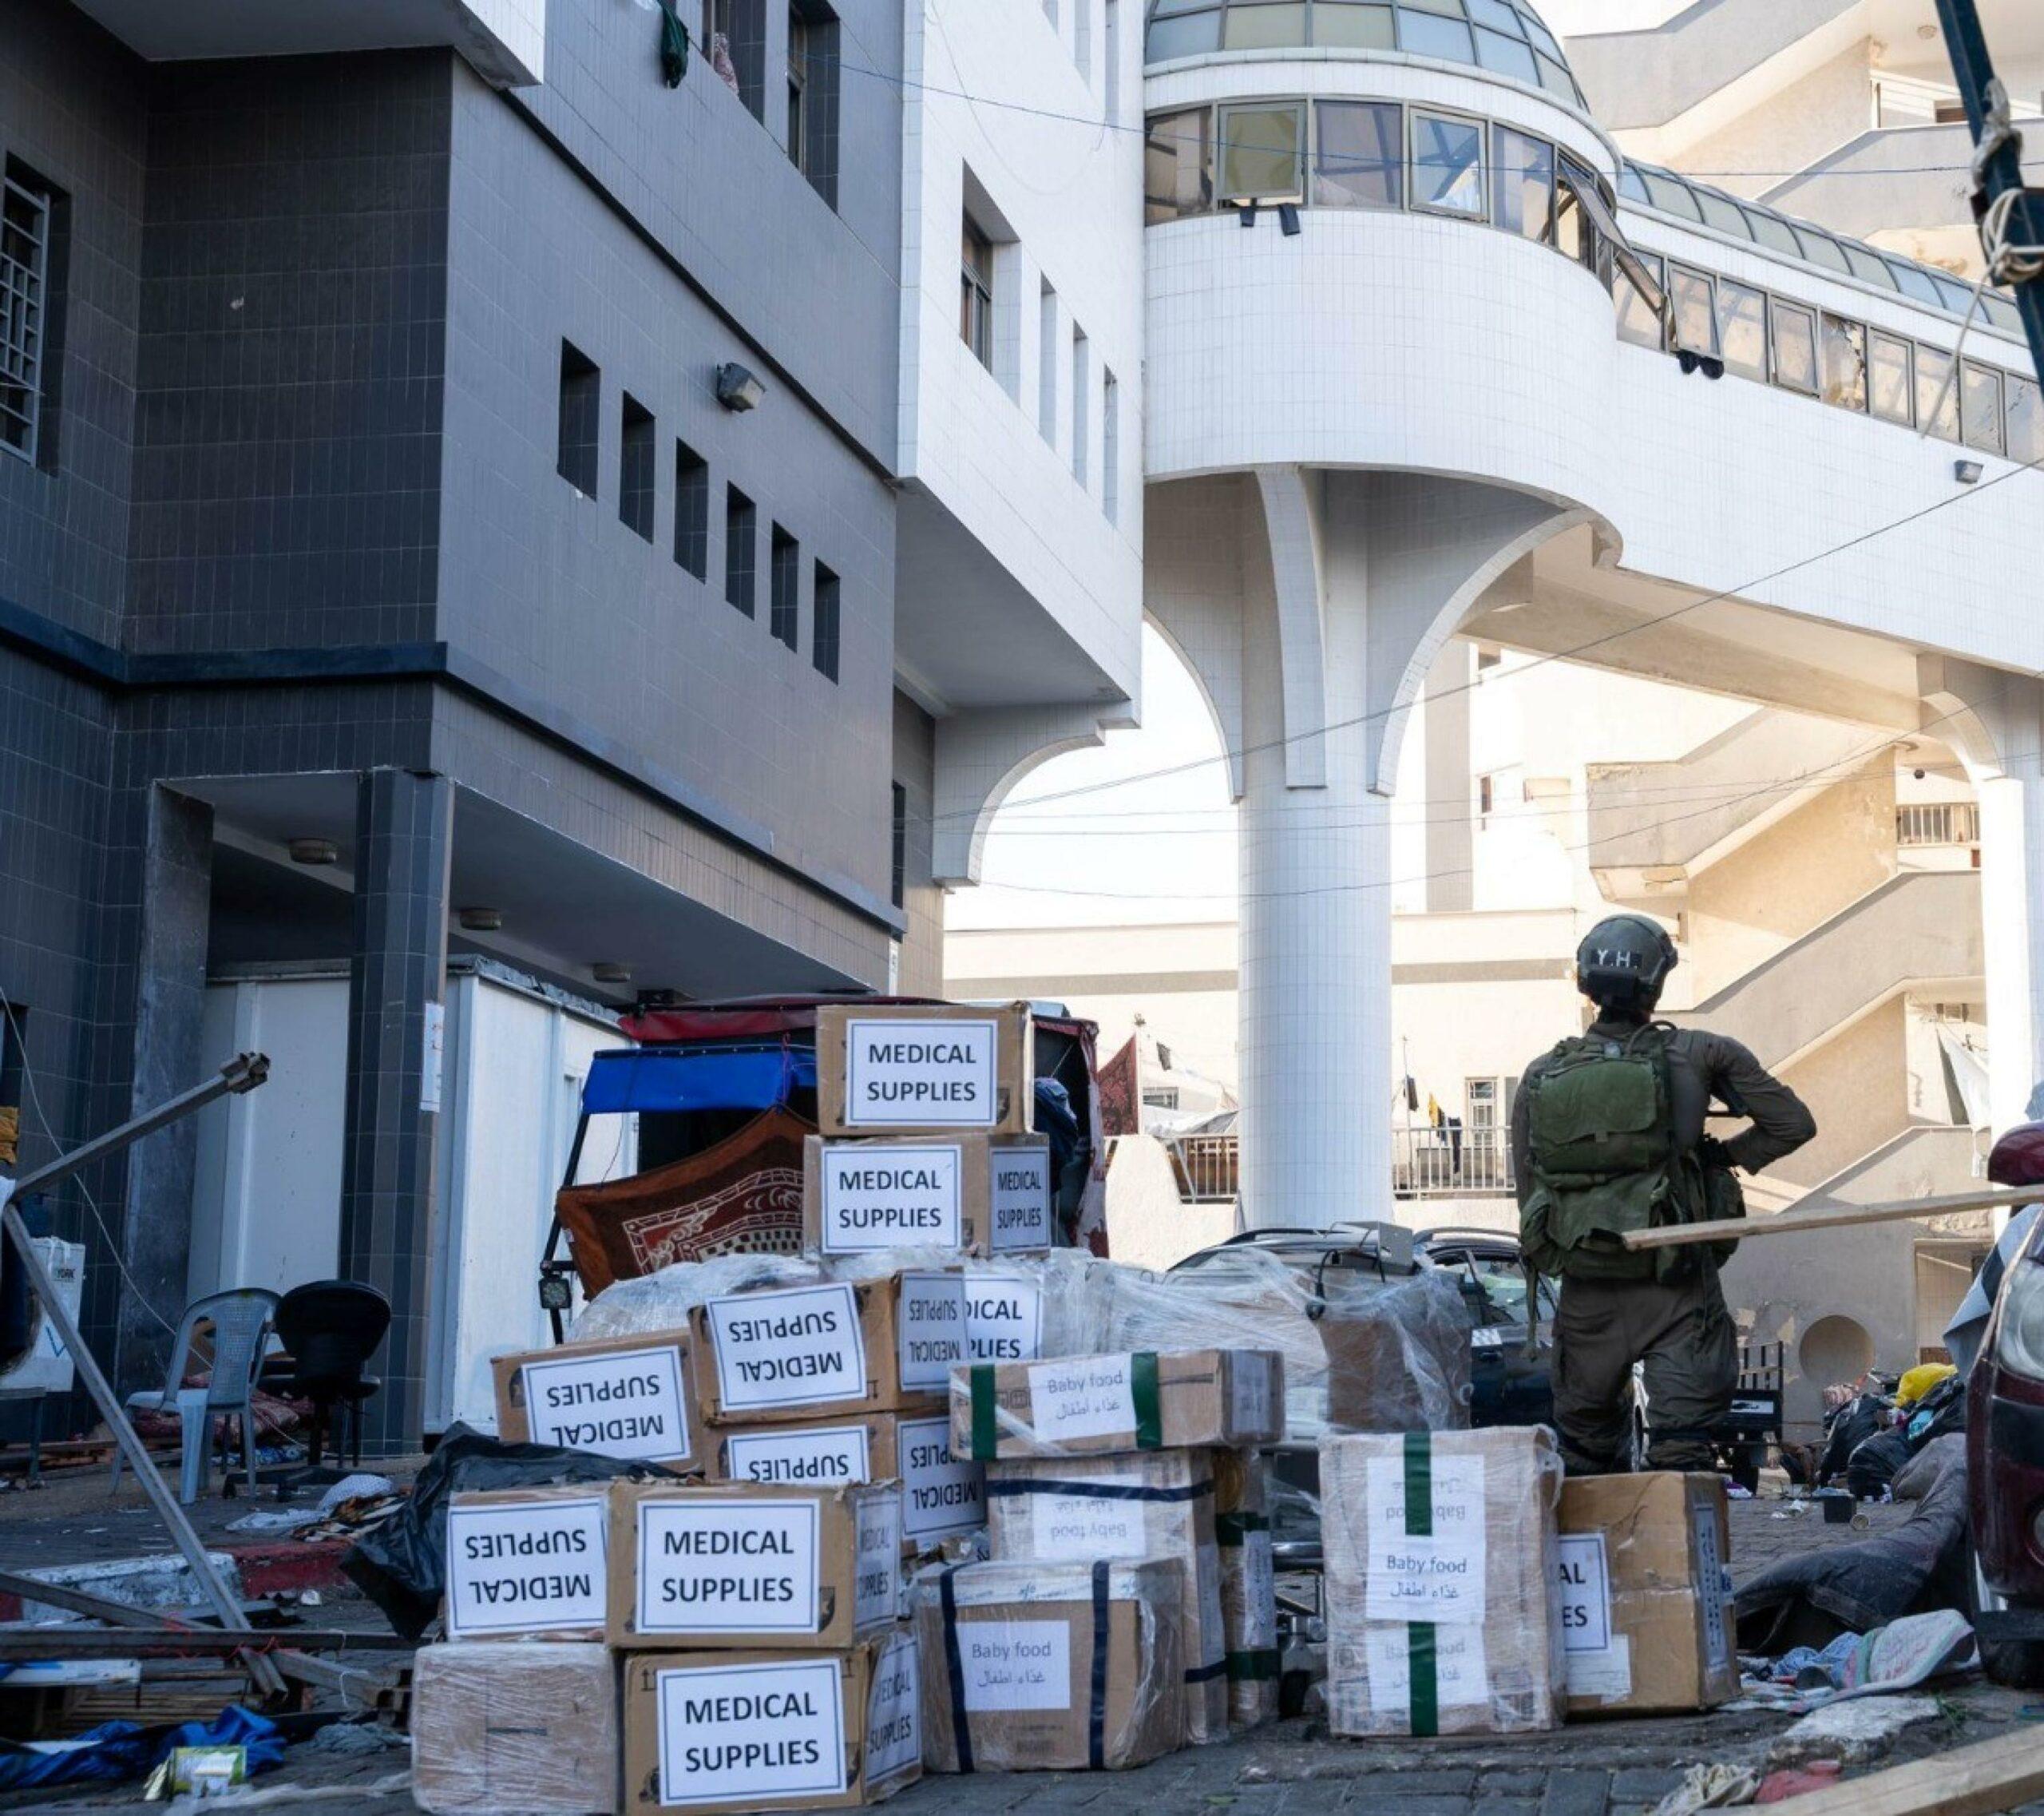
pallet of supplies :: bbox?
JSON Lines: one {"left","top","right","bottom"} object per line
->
{"left": 1558, "top": 1472, "right": 1737, "bottom": 1717}
{"left": 621, "top": 1630, "right": 921, "bottom": 1811}
{"left": 802, "top": 1134, "right": 994, "bottom": 1258}
{"left": 608, "top": 1480, "right": 901, "bottom": 1648}
{"left": 953, "top": 1348, "right": 1284, "bottom": 1461}
{"left": 412, "top": 1640, "right": 617, "bottom": 1814}
{"left": 443, "top": 1486, "right": 610, "bottom": 1642}
{"left": 1321, "top": 1427, "right": 1565, "bottom": 1737}
{"left": 492, "top": 1329, "right": 703, "bottom": 1472}
{"left": 1214, "top": 1449, "right": 1279, "bottom": 1729}
{"left": 985, "top": 1448, "right": 1228, "bottom": 1743}
{"left": 816, "top": 1002, "right": 1033, "bottom": 1137}
{"left": 913, "top": 1558, "right": 1186, "bottom": 1771}
{"left": 691, "top": 1273, "right": 966, "bottom": 1425}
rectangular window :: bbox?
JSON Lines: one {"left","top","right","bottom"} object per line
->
{"left": 1074, "top": 0, "right": 1091, "bottom": 81}
{"left": 890, "top": 782, "right": 908, "bottom": 909}
{"left": 961, "top": 212, "right": 994, "bottom": 368}
{"left": 1038, "top": 280, "right": 1059, "bottom": 444}
{"left": 1770, "top": 299, "right": 1819, "bottom": 395}
{"left": 1411, "top": 110, "right": 1484, "bottom": 219}
{"left": 1103, "top": 367, "right": 1119, "bottom": 525}
{"left": 1071, "top": 325, "right": 1089, "bottom": 488}
{"left": 1820, "top": 314, "right": 1866, "bottom": 412}
{"left": 770, "top": 525, "right": 799, "bottom": 650}
{"left": 1218, "top": 101, "right": 1305, "bottom": 205}
{"left": 0, "top": 166, "right": 57, "bottom": 466}
{"left": 1713, "top": 278, "right": 1766, "bottom": 383}
{"left": 1491, "top": 125, "right": 1553, "bottom": 244}
{"left": 1477, "top": 773, "right": 1495, "bottom": 823}
{"left": 1225, "top": 2, "right": 1305, "bottom": 49}
{"left": 1868, "top": 331, "right": 1914, "bottom": 426}
{"left": 724, "top": 485, "right": 756, "bottom": 616}
{"left": 620, "top": 394, "right": 656, "bottom": 541}
{"left": 674, "top": 440, "right": 709, "bottom": 577}
{"left": 813, "top": 561, "right": 840, "bottom": 681}
{"left": 2007, "top": 374, "right": 2043, "bottom": 465}
{"left": 707, "top": 0, "right": 768, "bottom": 117}
{"left": 1313, "top": 101, "right": 1402, "bottom": 210}
{"left": 556, "top": 341, "right": 600, "bottom": 495}
{"left": 1668, "top": 265, "right": 1717, "bottom": 360}
{"left": 1962, "top": 360, "right": 2005, "bottom": 455}
{"left": 1104, "top": 0, "right": 1120, "bottom": 125}
{"left": 1553, "top": 158, "right": 1606, "bottom": 280}
{"left": 1915, "top": 344, "right": 1960, "bottom": 442}
{"left": 1614, "top": 252, "right": 1665, "bottom": 350}
{"left": 1144, "top": 108, "right": 1213, "bottom": 223}
{"left": 786, "top": 4, "right": 838, "bottom": 207}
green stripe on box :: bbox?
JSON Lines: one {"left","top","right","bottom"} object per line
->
{"left": 969, "top": 1364, "right": 998, "bottom": 1460}
{"left": 1402, "top": 1430, "right": 1438, "bottom": 1738}
{"left": 1216, "top": 1510, "right": 1270, "bottom": 1546}
{"left": 1132, "top": 1352, "right": 1162, "bottom": 1450}
{"left": 1226, "top": 1649, "right": 1281, "bottom": 1683}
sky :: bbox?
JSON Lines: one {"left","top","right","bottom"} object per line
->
{"left": 945, "top": 624, "right": 1240, "bottom": 930}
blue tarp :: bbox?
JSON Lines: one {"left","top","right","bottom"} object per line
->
{"left": 580, "top": 1045, "right": 816, "bottom": 1116}
{"left": 0, "top": 1704, "right": 284, "bottom": 1793}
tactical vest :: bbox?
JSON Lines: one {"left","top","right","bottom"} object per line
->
{"left": 1519, "top": 1023, "right": 1706, "bottom": 1283}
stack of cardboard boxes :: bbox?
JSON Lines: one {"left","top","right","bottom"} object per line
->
{"left": 916, "top": 1346, "right": 1286, "bottom": 1770}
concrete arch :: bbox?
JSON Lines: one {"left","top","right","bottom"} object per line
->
{"left": 930, "top": 704, "right": 1130, "bottom": 887}
{"left": 1143, "top": 610, "right": 1246, "bottom": 803}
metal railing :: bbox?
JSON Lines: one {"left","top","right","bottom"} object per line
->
{"left": 1165, "top": 1133, "right": 1240, "bottom": 1203}
{"left": 1392, "top": 1125, "right": 1515, "bottom": 1197}
{"left": 1896, "top": 802, "right": 1979, "bottom": 847}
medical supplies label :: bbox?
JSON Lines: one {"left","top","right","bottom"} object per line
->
{"left": 959, "top": 1620, "right": 1072, "bottom": 1711}
{"left": 1556, "top": 1533, "right": 1612, "bottom": 1654}
{"left": 854, "top": 1493, "right": 903, "bottom": 1629}
{"left": 819, "top": 1144, "right": 963, "bottom": 1251}
{"left": 707, "top": 1282, "right": 865, "bottom": 1413}
{"left": 1231, "top": 1355, "right": 1274, "bottom": 1437}
{"left": 897, "top": 1271, "right": 968, "bottom": 1392}
{"left": 445, "top": 1496, "right": 605, "bottom": 1639}
{"left": 1693, "top": 1501, "right": 1731, "bottom": 1670}
{"left": 844, "top": 1017, "right": 999, "bottom": 1128}
{"left": 900, "top": 1415, "right": 985, "bottom": 1539}
{"left": 723, "top": 1422, "right": 872, "bottom": 1487}
{"left": 656, "top": 1659, "right": 846, "bottom": 1805}
{"left": 990, "top": 1145, "right": 1052, "bottom": 1251}
{"left": 867, "top": 1632, "right": 921, "bottom": 1784}
{"left": 635, "top": 1498, "right": 821, "bottom": 1636}
{"left": 967, "top": 1275, "right": 1044, "bottom": 1363}
{"left": 518, "top": 1346, "right": 691, "bottom": 1464}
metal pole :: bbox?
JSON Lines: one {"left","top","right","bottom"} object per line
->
{"left": 1934, "top": 0, "right": 2044, "bottom": 382}
{"left": 2, "top": 1052, "right": 282, "bottom": 1700}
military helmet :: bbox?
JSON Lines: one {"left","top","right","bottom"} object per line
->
{"left": 1575, "top": 914, "right": 1678, "bottom": 1012}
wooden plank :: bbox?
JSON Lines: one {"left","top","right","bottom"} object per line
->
{"left": 1769, "top": 1726, "right": 2044, "bottom": 1816}
{"left": 0, "top": 1627, "right": 414, "bottom": 1659}
{"left": 1621, "top": 1186, "right": 2038, "bottom": 1252}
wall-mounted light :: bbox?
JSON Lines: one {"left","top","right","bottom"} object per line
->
{"left": 1955, "top": 458, "right": 1984, "bottom": 485}
{"left": 458, "top": 906, "right": 504, "bottom": 932}
{"left": 287, "top": 837, "right": 339, "bottom": 866}
{"left": 592, "top": 962, "right": 633, "bottom": 985}
{"left": 715, "top": 363, "right": 766, "bottom": 411}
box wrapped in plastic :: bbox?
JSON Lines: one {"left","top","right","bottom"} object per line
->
{"left": 1321, "top": 1427, "right": 1564, "bottom": 1737}
{"left": 953, "top": 1349, "right": 1283, "bottom": 1461}
{"left": 412, "top": 1640, "right": 617, "bottom": 1814}
{"left": 985, "top": 1449, "right": 1227, "bottom": 1744}
{"left": 912, "top": 1557, "right": 1185, "bottom": 1771}
{"left": 1214, "top": 1449, "right": 1278, "bottom": 1729}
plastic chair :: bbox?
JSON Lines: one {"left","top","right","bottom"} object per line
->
{"left": 263, "top": 1281, "right": 390, "bottom": 1493}
{"left": 111, "top": 1287, "right": 279, "bottom": 1504}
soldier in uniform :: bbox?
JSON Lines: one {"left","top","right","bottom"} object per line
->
{"left": 1512, "top": 914, "right": 1816, "bottom": 1473}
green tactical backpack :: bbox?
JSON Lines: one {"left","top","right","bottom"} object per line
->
{"left": 1519, "top": 1023, "right": 1701, "bottom": 1283}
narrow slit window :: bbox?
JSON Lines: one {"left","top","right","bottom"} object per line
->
{"left": 620, "top": 394, "right": 655, "bottom": 541}
{"left": 557, "top": 341, "right": 600, "bottom": 495}
{"left": 1038, "top": 280, "right": 1059, "bottom": 444}
{"left": 674, "top": 440, "right": 708, "bottom": 577}
{"left": 813, "top": 561, "right": 840, "bottom": 681}
{"left": 1071, "top": 325, "right": 1089, "bottom": 488}
{"left": 890, "top": 782, "right": 908, "bottom": 909}
{"left": 725, "top": 486, "right": 757, "bottom": 615}
{"left": 0, "top": 166, "right": 57, "bottom": 466}
{"left": 1103, "top": 367, "right": 1119, "bottom": 525}
{"left": 961, "top": 212, "right": 994, "bottom": 368}
{"left": 770, "top": 525, "right": 800, "bottom": 651}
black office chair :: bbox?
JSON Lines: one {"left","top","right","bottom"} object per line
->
{"left": 263, "top": 1280, "right": 390, "bottom": 1495}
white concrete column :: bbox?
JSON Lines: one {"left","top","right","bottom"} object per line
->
{"left": 1979, "top": 755, "right": 2044, "bottom": 1134}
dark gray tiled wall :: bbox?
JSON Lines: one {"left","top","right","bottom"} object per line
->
{"left": 0, "top": 0, "right": 146, "bottom": 644}
{"left": 438, "top": 62, "right": 898, "bottom": 908}
{"left": 127, "top": 54, "right": 450, "bottom": 655}
{"left": 893, "top": 690, "right": 944, "bottom": 996}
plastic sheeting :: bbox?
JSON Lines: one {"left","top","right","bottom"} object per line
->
{"left": 0, "top": 1706, "right": 282, "bottom": 1794}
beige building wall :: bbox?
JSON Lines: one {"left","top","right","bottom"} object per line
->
{"left": 1773, "top": 997, "right": 1911, "bottom": 1192}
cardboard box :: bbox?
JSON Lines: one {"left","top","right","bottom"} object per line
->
{"left": 988, "top": 1138, "right": 1055, "bottom": 1254}
{"left": 412, "top": 1640, "right": 617, "bottom": 1814}
{"left": 912, "top": 1558, "right": 1186, "bottom": 1771}
{"left": 952, "top": 1349, "right": 1285, "bottom": 1461}
{"left": 691, "top": 1274, "right": 967, "bottom": 1426}
{"left": 1321, "top": 1426, "right": 1565, "bottom": 1738}
{"left": 621, "top": 1632, "right": 921, "bottom": 1811}
{"left": 802, "top": 1134, "right": 993, "bottom": 1257}
{"left": 1558, "top": 1473, "right": 1737, "bottom": 1717}
{"left": 985, "top": 1448, "right": 1228, "bottom": 1744}
{"left": 608, "top": 1481, "right": 900, "bottom": 1650}
{"left": 492, "top": 1330, "right": 703, "bottom": 1473}
{"left": 704, "top": 1412, "right": 989, "bottom": 1556}
{"left": 1214, "top": 1449, "right": 1279, "bottom": 1731}
{"left": 817, "top": 1003, "right": 1033, "bottom": 1137}
{"left": 443, "top": 1487, "right": 610, "bottom": 1642}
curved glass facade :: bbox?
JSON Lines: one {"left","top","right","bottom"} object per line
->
{"left": 1143, "top": 0, "right": 1586, "bottom": 109}
{"left": 1620, "top": 158, "right": 2025, "bottom": 339}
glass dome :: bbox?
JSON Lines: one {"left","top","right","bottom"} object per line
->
{"left": 1143, "top": 0, "right": 1588, "bottom": 111}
